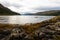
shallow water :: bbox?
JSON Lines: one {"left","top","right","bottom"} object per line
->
{"left": 0, "top": 16, "right": 55, "bottom": 24}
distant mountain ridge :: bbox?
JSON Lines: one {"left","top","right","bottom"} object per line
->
{"left": 35, "top": 10, "right": 60, "bottom": 16}
{"left": 0, "top": 4, "right": 20, "bottom": 15}
{"left": 24, "top": 10, "right": 60, "bottom": 16}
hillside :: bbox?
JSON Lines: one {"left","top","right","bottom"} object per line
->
{"left": 0, "top": 4, "right": 20, "bottom": 15}
{"left": 24, "top": 10, "right": 60, "bottom": 16}
{"left": 35, "top": 10, "right": 60, "bottom": 16}
{"left": 36, "top": 10, "right": 60, "bottom": 16}
{"left": 0, "top": 16, "right": 60, "bottom": 40}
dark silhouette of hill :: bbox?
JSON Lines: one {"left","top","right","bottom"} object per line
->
{"left": 0, "top": 4, "right": 20, "bottom": 15}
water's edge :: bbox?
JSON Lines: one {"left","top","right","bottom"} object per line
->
{"left": 0, "top": 16, "right": 55, "bottom": 24}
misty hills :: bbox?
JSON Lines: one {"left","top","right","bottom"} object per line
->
{"left": 0, "top": 4, "right": 20, "bottom": 15}
{"left": 0, "top": 3, "right": 60, "bottom": 16}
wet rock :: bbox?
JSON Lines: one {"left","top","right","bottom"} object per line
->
{"left": 0, "top": 30, "right": 11, "bottom": 40}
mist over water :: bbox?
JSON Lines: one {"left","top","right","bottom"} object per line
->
{"left": 0, "top": 16, "right": 55, "bottom": 24}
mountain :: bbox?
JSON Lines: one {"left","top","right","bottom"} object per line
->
{"left": 0, "top": 16, "right": 60, "bottom": 40}
{"left": 24, "top": 10, "right": 60, "bottom": 16}
{"left": 35, "top": 10, "right": 60, "bottom": 16}
{"left": 0, "top": 4, "right": 20, "bottom": 15}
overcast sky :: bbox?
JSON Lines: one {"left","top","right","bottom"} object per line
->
{"left": 0, "top": 0, "right": 60, "bottom": 14}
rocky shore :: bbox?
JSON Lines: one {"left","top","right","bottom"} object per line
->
{"left": 0, "top": 16, "right": 60, "bottom": 40}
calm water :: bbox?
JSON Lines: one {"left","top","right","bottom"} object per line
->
{"left": 0, "top": 16, "right": 55, "bottom": 24}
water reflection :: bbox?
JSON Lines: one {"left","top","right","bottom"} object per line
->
{"left": 0, "top": 16, "right": 55, "bottom": 24}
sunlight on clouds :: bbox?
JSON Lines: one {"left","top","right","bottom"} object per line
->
{"left": 0, "top": 0, "right": 60, "bottom": 14}
{"left": 8, "top": 6, "right": 19, "bottom": 13}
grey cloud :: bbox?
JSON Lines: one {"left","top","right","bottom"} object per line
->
{"left": 34, "top": 7, "right": 60, "bottom": 11}
{"left": 11, "top": 4, "right": 22, "bottom": 8}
